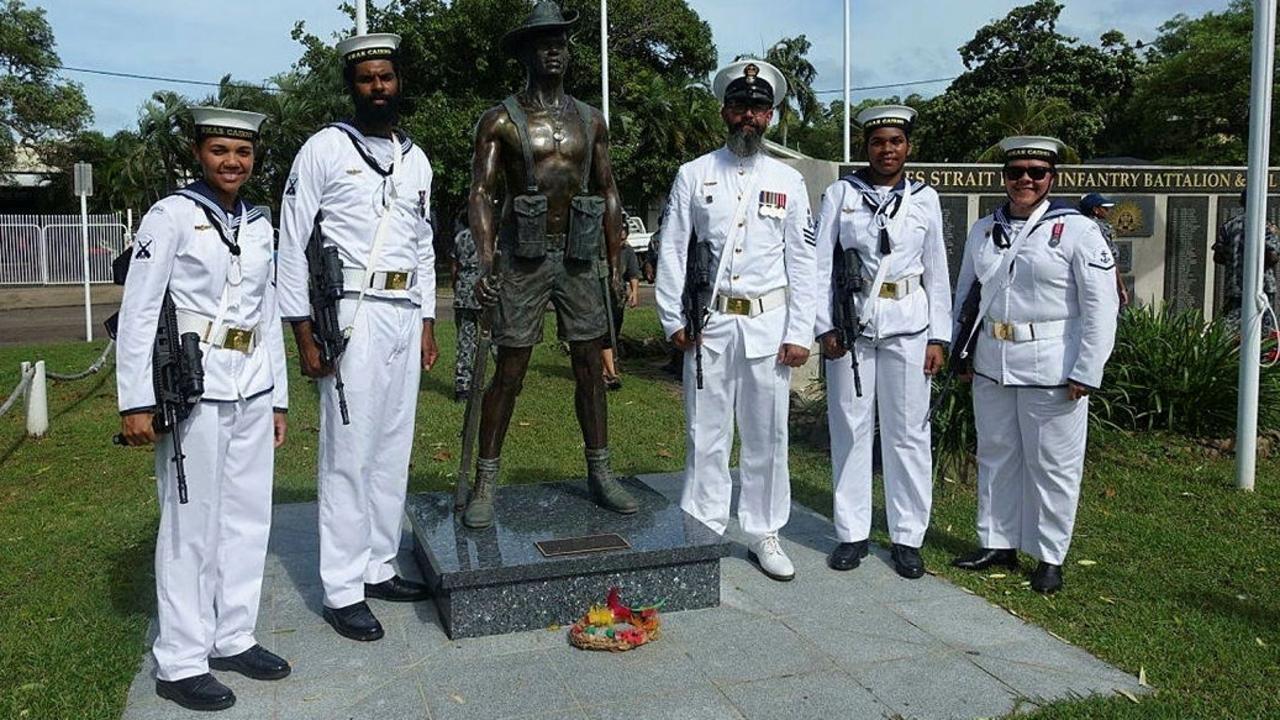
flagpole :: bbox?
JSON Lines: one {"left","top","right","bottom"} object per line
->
{"left": 356, "top": 0, "right": 367, "bottom": 35}
{"left": 843, "top": 0, "right": 851, "bottom": 164}
{"left": 1235, "top": 0, "right": 1277, "bottom": 491}
{"left": 601, "top": 0, "right": 610, "bottom": 127}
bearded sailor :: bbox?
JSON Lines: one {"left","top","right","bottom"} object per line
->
{"left": 950, "top": 136, "right": 1118, "bottom": 594}
{"left": 115, "top": 107, "right": 291, "bottom": 712}
{"left": 276, "top": 31, "right": 438, "bottom": 641}
{"left": 654, "top": 60, "right": 817, "bottom": 581}
{"left": 812, "top": 105, "right": 951, "bottom": 578}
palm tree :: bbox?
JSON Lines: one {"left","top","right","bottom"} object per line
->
{"left": 976, "top": 88, "right": 1081, "bottom": 162}
{"left": 737, "top": 35, "right": 820, "bottom": 148}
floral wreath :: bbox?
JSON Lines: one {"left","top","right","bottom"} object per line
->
{"left": 568, "top": 587, "right": 663, "bottom": 652}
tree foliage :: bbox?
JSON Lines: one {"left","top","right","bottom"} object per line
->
{"left": 0, "top": 0, "right": 91, "bottom": 169}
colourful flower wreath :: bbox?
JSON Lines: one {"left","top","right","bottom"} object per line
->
{"left": 568, "top": 587, "right": 664, "bottom": 652}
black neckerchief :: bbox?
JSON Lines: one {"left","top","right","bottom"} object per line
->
{"left": 841, "top": 169, "right": 913, "bottom": 255}
{"left": 328, "top": 121, "right": 414, "bottom": 177}
{"left": 991, "top": 199, "right": 1079, "bottom": 249}
{"left": 175, "top": 180, "right": 262, "bottom": 256}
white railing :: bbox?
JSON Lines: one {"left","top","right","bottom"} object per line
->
{"left": 0, "top": 213, "right": 129, "bottom": 286}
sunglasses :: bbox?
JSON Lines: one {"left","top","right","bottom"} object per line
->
{"left": 725, "top": 101, "right": 773, "bottom": 115}
{"left": 1003, "top": 166, "right": 1054, "bottom": 181}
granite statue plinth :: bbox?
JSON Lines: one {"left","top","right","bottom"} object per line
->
{"left": 407, "top": 477, "right": 730, "bottom": 639}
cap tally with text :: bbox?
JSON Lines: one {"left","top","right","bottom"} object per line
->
{"left": 999, "top": 135, "right": 1066, "bottom": 163}
{"left": 857, "top": 104, "right": 917, "bottom": 136}
{"left": 190, "top": 106, "right": 266, "bottom": 142}
{"left": 336, "top": 32, "right": 401, "bottom": 66}
{"left": 501, "top": 1, "right": 579, "bottom": 55}
{"left": 713, "top": 60, "right": 787, "bottom": 109}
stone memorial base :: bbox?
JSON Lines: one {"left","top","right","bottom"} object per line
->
{"left": 406, "top": 477, "right": 730, "bottom": 639}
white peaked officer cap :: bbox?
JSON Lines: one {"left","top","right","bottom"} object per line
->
{"left": 999, "top": 135, "right": 1066, "bottom": 163}
{"left": 857, "top": 104, "right": 917, "bottom": 134}
{"left": 336, "top": 32, "right": 402, "bottom": 65}
{"left": 190, "top": 106, "right": 267, "bottom": 142}
{"left": 713, "top": 60, "right": 788, "bottom": 109}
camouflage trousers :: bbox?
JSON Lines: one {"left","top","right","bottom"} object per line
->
{"left": 455, "top": 309, "right": 480, "bottom": 398}
{"left": 1222, "top": 298, "right": 1278, "bottom": 339}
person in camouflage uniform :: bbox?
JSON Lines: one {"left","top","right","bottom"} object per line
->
{"left": 1079, "top": 193, "right": 1128, "bottom": 307}
{"left": 453, "top": 224, "right": 483, "bottom": 400}
{"left": 1214, "top": 190, "right": 1280, "bottom": 339}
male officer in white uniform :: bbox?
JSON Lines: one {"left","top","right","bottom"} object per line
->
{"left": 117, "top": 108, "right": 290, "bottom": 711}
{"left": 655, "top": 60, "right": 816, "bottom": 581}
{"left": 812, "top": 105, "right": 951, "bottom": 578}
{"left": 950, "top": 136, "right": 1118, "bottom": 594}
{"left": 277, "top": 32, "right": 438, "bottom": 641}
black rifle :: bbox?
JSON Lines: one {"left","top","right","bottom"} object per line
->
{"left": 830, "top": 244, "right": 865, "bottom": 397}
{"left": 306, "top": 212, "right": 351, "bottom": 425}
{"left": 681, "top": 230, "right": 714, "bottom": 389}
{"left": 107, "top": 249, "right": 204, "bottom": 504}
{"left": 455, "top": 249, "right": 503, "bottom": 511}
{"left": 928, "top": 281, "right": 982, "bottom": 421}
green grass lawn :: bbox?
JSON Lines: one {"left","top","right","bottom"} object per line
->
{"left": 1, "top": 308, "right": 1278, "bottom": 719}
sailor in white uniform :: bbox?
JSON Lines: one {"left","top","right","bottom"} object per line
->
{"left": 116, "top": 107, "right": 291, "bottom": 712}
{"left": 276, "top": 32, "right": 438, "bottom": 641}
{"left": 655, "top": 60, "right": 817, "bottom": 582}
{"left": 812, "top": 105, "right": 951, "bottom": 579}
{"left": 950, "top": 136, "right": 1118, "bottom": 594}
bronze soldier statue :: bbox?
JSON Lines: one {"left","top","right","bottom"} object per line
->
{"left": 460, "top": 0, "right": 638, "bottom": 528}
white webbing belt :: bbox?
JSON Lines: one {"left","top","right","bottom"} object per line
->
{"left": 876, "top": 273, "right": 922, "bottom": 300}
{"left": 340, "top": 268, "right": 417, "bottom": 293}
{"left": 985, "top": 317, "right": 1074, "bottom": 342}
{"left": 713, "top": 287, "right": 787, "bottom": 317}
{"left": 175, "top": 309, "right": 259, "bottom": 353}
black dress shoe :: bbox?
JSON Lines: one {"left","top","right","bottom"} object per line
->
{"left": 827, "top": 540, "right": 869, "bottom": 571}
{"left": 891, "top": 544, "right": 926, "bottom": 579}
{"left": 365, "top": 575, "right": 430, "bottom": 602}
{"left": 209, "top": 644, "right": 291, "bottom": 681}
{"left": 322, "top": 601, "right": 385, "bottom": 642}
{"left": 951, "top": 548, "right": 1019, "bottom": 571}
{"left": 155, "top": 673, "right": 235, "bottom": 712}
{"left": 1030, "top": 562, "right": 1064, "bottom": 594}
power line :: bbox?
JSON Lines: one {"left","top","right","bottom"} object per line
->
{"left": 58, "top": 65, "right": 282, "bottom": 94}
{"left": 814, "top": 75, "right": 958, "bottom": 95}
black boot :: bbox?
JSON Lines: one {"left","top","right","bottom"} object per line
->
{"left": 586, "top": 447, "right": 638, "bottom": 514}
{"left": 1030, "top": 562, "right": 1064, "bottom": 594}
{"left": 322, "top": 601, "right": 384, "bottom": 642}
{"left": 890, "top": 544, "right": 925, "bottom": 579}
{"left": 827, "top": 540, "right": 869, "bottom": 571}
{"left": 209, "top": 644, "right": 291, "bottom": 681}
{"left": 155, "top": 673, "right": 235, "bottom": 711}
{"left": 951, "top": 548, "right": 1018, "bottom": 571}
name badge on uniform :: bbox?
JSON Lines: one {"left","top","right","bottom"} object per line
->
{"left": 758, "top": 190, "right": 787, "bottom": 219}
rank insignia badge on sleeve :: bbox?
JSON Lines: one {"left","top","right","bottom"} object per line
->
{"left": 284, "top": 175, "right": 299, "bottom": 198}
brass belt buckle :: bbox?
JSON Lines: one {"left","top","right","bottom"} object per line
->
{"left": 879, "top": 281, "right": 898, "bottom": 299}
{"left": 384, "top": 271, "right": 410, "bottom": 290}
{"left": 992, "top": 322, "right": 1014, "bottom": 341}
{"left": 724, "top": 297, "right": 752, "bottom": 315}
{"left": 223, "top": 327, "right": 255, "bottom": 353}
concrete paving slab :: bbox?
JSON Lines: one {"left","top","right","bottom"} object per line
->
{"left": 121, "top": 473, "right": 1144, "bottom": 720}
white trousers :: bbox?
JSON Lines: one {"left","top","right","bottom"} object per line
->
{"left": 318, "top": 298, "right": 422, "bottom": 608}
{"left": 680, "top": 321, "right": 791, "bottom": 538}
{"left": 826, "top": 331, "right": 933, "bottom": 546}
{"left": 972, "top": 376, "right": 1089, "bottom": 565}
{"left": 152, "top": 393, "right": 274, "bottom": 682}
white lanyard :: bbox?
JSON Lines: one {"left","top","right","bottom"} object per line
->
{"left": 960, "top": 199, "right": 1051, "bottom": 359}
{"left": 860, "top": 182, "right": 914, "bottom": 326}
{"left": 344, "top": 132, "right": 403, "bottom": 339}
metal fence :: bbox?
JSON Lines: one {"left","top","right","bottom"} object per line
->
{"left": 0, "top": 213, "right": 129, "bottom": 286}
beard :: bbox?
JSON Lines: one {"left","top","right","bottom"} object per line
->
{"left": 353, "top": 92, "right": 402, "bottom": 126}
{"left": 726, "top": 122, "right": 764, "bottom": 157}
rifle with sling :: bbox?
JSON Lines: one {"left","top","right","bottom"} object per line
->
{"left": 681, "top": 230, "right": 713, "bottom": 389}
{"left": 455, "top": 250, "right": 503, "bottom": 510}
{"left": 928, "top": 281, "right": 981, "bottom": 421}
{"left": 830, "top": 241, "right": 866, "bottom": 397}
{"left": 106, "top": 248, "right": 204, "bottom": 504}
{"left": 305, "top": 212, "right": 351, "bottom": 425}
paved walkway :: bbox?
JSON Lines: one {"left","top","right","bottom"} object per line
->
{"left": 121, "top": 474, "right": 1145, "bottom": 720}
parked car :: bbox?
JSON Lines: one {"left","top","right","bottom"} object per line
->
{"left": 624, "top": 213, "right": 655, "bottom": 271}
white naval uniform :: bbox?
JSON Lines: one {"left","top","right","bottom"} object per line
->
{"left": 115, "top": 184, "right": 289, "bottom": 682}
{"left": 812, "top": 173, "right": 951, "bottom": 547}
{"left": 954, "top": 200, "right": 1118, "bottom": 565}
{"left": 277, "top": 123, "right": 435, "bottom": 609}
{"left": 654, "top": 147, "right": 816, "bottom": 537}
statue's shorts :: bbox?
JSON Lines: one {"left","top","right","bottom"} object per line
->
{"left": 492, "top": 229, "right": 609, "bottom": 348}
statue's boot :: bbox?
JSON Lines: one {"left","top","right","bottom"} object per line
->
{"left": 463, "top": 457, "right": 499, "bottom": 529}
{"left": 585, "top": 447, "right": 638, "bottom": 514}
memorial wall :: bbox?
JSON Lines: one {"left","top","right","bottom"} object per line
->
{"left": 776, "top": 159, "right": 1280, "bottom": 319}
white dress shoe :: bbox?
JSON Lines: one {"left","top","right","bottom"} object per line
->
{"left": 748, "top": 533, "right": 795, "bottom": 581}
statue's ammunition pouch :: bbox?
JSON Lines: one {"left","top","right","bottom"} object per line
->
{"left": 512, "top": 194, "right": 549, "bottom": 259}
{"left": 567, "top": 195, "right": 605, "bottom": 262}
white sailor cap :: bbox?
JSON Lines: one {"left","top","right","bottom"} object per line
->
{"left": 713, "top": 60, "right": 787, "bottom": 109}
{"left": 189, "top": 106, "right": 266, "bottom": 142}
{"left": 999, "top": 135, "right": 1066, "bottom": 163}
{"left": 336, "top": 32, "right": 401, "bottom": 66}
{"left": 857, "top": 104, "right": 917, "bottom": 135}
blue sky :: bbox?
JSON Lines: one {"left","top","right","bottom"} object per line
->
{"left": 36, "top": 0, "right": 1229, "bottom": 134}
